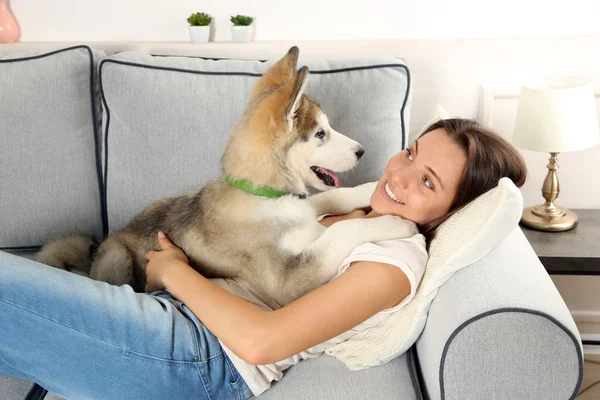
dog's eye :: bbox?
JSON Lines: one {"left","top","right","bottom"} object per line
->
{"left": 314, "top": 130, "right": 325, "bottom": 139}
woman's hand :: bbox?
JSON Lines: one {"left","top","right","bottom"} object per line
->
{"left": 144, "top": 231, "right": 191, "bottom": 292}
{"left": 319, "top": 208, "right": 368, "bottom": 228}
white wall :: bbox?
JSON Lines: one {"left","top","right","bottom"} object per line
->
{"left": 8, "top": 0, "right": 600, "bottom": 42}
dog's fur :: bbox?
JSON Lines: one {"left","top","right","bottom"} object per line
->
{"left": 35, "top": 47, "right": 417, "bottom": 307}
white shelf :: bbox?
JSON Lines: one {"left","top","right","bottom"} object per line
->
{"left": 0, "top": 39, "right": 415, "bottom": 58}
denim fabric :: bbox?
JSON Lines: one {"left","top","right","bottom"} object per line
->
{"left": 0, "top": 250, "right": 253, "bottom": 400}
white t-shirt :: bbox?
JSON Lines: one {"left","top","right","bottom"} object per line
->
{"left": 210, "top": 234, "right": 427, "bottom": 397}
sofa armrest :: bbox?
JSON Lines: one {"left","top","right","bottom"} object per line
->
{"left": 415, "top": 227, "right": 583, "bottom": 400}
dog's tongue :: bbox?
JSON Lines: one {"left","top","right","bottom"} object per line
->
{"left": 316, "top": 167, "right": 341, "bottom": 188}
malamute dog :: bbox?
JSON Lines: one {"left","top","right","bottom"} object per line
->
{"left": 36, "top": 47, "right": 417, "bottom": 307}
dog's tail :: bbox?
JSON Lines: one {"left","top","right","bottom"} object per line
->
{"left": 35, "top": 235, "right": 99, "bottom": 277}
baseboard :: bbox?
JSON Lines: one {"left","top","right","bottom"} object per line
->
{"left": 571, "top": 311, "right": 600, "bottom": 355}
{"left": 572, "top": 310, "right": 600, "bottom": 331}
{"left": 583, "top": 342, "right": 600, "bottom": 355}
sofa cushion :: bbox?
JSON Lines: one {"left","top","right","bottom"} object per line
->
{"left": 99, "top": 52, "right": 411, "bottom": 232}
{"left": 0, "top": 375, "right": 36, "bottom": 400}
{"left": 259, "top": 350, "right": 421, "bottom": 400}
{"left": 326, "top": 177, "right": 524, "bottom": 370}
{"left": 0, "top": 46, "right": 105, "bottom": 250}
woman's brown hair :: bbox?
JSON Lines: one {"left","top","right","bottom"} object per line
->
{"left": 417, "top": 118, "right": 527, "bottom": 245}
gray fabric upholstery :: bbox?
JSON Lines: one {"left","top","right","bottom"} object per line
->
{"left": 4, "top": 249, "right": 37, "bottom": 260}
{"left": 415, "top": 227, "right": 583, "bottom": 400}
{"left": 100, "top": 52, "right": 411, "bottom": 232}
{"left": 0, "top": 375, "right": 35, "bottom": 399}
{"left": 442, "top": 311, "right": 580, "bottom": 400}
{"left": 260, "top": 352, "right": 419, "bottom": 400}
{"left": 0, "top": 46, "right": 105, "bottom": 249}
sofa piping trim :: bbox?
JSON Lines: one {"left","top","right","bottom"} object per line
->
{"left": 438, "top": 307, "right": 584, "bottom": 400}
{"left": 0, "top": 45, "right": 105, "bottom": 250}
{"left": 25, "top": 382, "right": 47, "bottom": 400}
{"left": 407, "top": 346, "right": 425, "bottom": 400}
{"left": 98, "top": 57, "right": 410, "bottom": 236}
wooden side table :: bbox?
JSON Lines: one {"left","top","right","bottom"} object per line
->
{"left": 521, "top": 209, "right": 600, "bottom": 276}
{"left": 521, "top": 209, "right": 600, "bottom": 346}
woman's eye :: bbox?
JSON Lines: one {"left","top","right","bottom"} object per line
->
{"left": 423, "top": 176, "right": 433, "bottom": 189}
{"left": 315, "top": 130, "right": 325, "bottom": 139}
{"left": 405, "top": 148, "right": 413, "bottom": 161}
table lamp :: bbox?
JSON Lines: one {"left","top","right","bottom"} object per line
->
{"left": 513, "top": 76, "right": 600, "bottom": 232}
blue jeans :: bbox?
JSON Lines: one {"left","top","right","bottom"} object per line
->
{"left": 0, "top": 250, "right": 253, "bottom": 400}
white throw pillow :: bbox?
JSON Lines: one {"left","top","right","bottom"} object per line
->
{"left": 417, "top": 104, "right": 450, "bottom": 136}
{"left": 325, "top": 177, "right": 523, "bottom": 370}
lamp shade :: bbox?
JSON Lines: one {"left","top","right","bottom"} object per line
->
{"left": 513, "top": 76, "right": 600, "bottom": 152}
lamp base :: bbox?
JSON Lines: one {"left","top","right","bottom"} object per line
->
{"left": 520, "top": 205, "right": 579, "bottom": 232}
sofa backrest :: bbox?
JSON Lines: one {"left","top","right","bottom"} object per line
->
{"left": 0, "top": 46, "right": 411, "bottom": 246}
{"left": 0, "top": 46, "right": 105, "bottom": 249}
{"left": 101, "top": 52, "right": 411, "bottom": 233}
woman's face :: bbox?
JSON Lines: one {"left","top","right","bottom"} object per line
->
{"left": 370, "top": 128, "right": 466, "bottom": 225}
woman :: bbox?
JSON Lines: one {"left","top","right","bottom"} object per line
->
{"left": 0, "top": 118, "right": 526, "bottom": 399}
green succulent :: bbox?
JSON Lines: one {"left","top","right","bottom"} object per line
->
{"left": 188, "top": 12, "right": 212, "bottom": 26}
{"left": 230, "top": 15, "right": 254, "bottom": 26}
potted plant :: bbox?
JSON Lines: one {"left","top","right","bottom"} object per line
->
{"left": 230, "top": 15, "right": 254, "bottom": 43}
{"left": 187, "top": 12, "right": 212, "bottom": 44}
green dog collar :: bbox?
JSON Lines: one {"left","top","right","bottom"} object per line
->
{"left": 225, "top": 176, "right": 307, "bottom": 199}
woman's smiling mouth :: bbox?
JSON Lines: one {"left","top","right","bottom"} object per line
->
{"left": 383, "top": 182, "right": 404, "bottom": 204}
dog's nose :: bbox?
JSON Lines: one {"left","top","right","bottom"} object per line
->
{"left": 355, "top": 147, "right": 365, "bottom": 160}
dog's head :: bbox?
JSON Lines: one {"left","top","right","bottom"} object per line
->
{"left": 222, "top": 47, "right": 364, "bottom": 193}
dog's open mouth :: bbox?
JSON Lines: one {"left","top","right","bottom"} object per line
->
{"left": 311, "top": 166, "right": 341, "bottom": 188}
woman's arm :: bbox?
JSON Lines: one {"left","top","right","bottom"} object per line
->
{"left": 251, "top": 259, "right": 411, "bottom": 364}
{"left": 161, "top": 256, "right": 410, "bottom": 365}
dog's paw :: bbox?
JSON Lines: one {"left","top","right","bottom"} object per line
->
{"left": 352, "top": 181, "right": 378, "bottom": 207}
{"left": 374, "top": 214, "right": 419, "bottom": 238}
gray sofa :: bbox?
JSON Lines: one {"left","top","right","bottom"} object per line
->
{"left": 0, "top": 45, "right": 583, "bottom": 399}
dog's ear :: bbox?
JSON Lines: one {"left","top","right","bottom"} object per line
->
{"left": 283, "top": 66, "right": 309, "bottom": 122}
{"left": 249, "top": 65, "right": 309, "bottom": 135}
{"left": 251, "top": 46, "right": 299, "bottom": 98}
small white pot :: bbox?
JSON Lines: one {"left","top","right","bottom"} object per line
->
{"left": 189, "top": 25, "right": 210, "bottom": 44}
{"left": 231, "top": 25, "right": 253, "bottom": 43}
